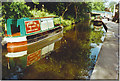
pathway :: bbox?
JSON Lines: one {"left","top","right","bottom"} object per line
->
{"left": 90, "top": 19, "right": 119, "bottom": 79}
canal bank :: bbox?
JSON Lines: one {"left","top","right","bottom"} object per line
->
{"left": 90, "top": 19, "right": 119, "bottom": 79}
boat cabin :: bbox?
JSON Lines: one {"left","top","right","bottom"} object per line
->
{"left": 5, "top": 16, "right": 62, "bottom": 37}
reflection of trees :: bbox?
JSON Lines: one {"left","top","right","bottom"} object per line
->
{"left": 89, "top": 29, "right": 104, "bottom": 45}
{"left": 76, "top": 21, "right": 104, "bottom": 45}
{"left": 48, "top": 21, "right": 92, "bottom": 79}
{"left": 22, "top": 22, "right": 93, "bottom": 79}
{"left": 22, "top": 21, "right": 104, "bottom": 79}
{"left": 51, "top": 36, "right": 91, "bottom": 65}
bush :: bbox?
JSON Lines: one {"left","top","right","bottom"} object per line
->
{"left": 61, "top": 19, "right": 72, "bottom": 26}
{"left": 30, "top": 9, "right": 56, "bottom": 17}
{"left": 2, "top": 2, "right": 33, "bottom": 19}
{"left": 30, "top": 10, "right": 72, "bottom": 27}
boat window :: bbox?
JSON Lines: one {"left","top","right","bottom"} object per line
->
{"left": 48, "top": 19, "right": 54, "bottom": 29}
{"left": 11, "top": 24, "right": 20, "bottom": 36}
{"left": 41, "top": 20, "right": 48, "bottom": 31}
{"left": 40, "top": 18, "right": 55, "bottom": 31}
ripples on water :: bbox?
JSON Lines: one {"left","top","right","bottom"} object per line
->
{"left": 2, "top": 20, "right": 106, "bottom": 80}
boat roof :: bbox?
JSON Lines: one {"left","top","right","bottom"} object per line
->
{"left": 7, "top": 16, "right": 59, "bottom": 20}
{"left": 5, "top": 16, "right": 61, "bottom": 36}
{"left": 29, "top": 16, "right": 59, "bottom": 19}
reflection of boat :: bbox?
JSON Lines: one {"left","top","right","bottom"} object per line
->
{"left": 3, "top": 29, "right": 63, "bottom": 69}
{"left": 93, "top": 15, "right": 102, "bottom": 26}
{"left": 27, "top": 34, "right": 63, "bottom": 66}
{"left": 94, "top": 26, "right": 102, "bottom": 31}
{"left": 2, "top": 16, "right": 63, "bottom": 58}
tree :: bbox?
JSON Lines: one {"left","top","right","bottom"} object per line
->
{"left": 91, "top": 2, "right": 105, "bottom": 11}
{"left": 25, "top": 2, "right": 92, "bottom": 22}
{"left": 109, "top": 1, "right": 117, "bottom": 12}
{"left": 2, "top": 2, "right": 33, "bottom": 20}
{"left": 61, "top": 3, "right": 72, "bottom": 19}
{"left": 2, "top": 2, "right": 33, "bottom": 32}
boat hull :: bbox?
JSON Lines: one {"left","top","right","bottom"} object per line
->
{"left": 4, "top": 28, "right": 63, "bottom": 58}
{"left": 7, "top": 41, "right": 27, "bottom": 52}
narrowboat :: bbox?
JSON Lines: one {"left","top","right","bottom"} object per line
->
{"left": 93, "top": 15, "right": 103, "bottom": 26}
{"left": 2, "top": 16, "right": 63, "bottom": 58}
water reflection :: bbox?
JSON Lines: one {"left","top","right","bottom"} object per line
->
{"left": 2, "top": 30, "right": 63, "bottom": 79}
{"left": 2, "top": 20, "right": 106, "bottom": 80}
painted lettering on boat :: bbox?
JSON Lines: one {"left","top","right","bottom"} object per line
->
{"left": 25, "top": 20, "right": 41, "bottom": 34}
{"left": 27, "top": 49, "right": 41, "bottom": 66}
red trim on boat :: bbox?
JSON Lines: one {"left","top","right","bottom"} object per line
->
{"left": 7, "top": 41, "right": 27, "bottom": 52}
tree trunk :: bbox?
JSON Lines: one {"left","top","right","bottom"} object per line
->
{"left": 61, "top": 3, "right": 72, "bottom": 19}
{"left": 74, "top": 5, "right": 78, "bottom": 19}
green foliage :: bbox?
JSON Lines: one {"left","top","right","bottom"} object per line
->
{"left": 109, "top": 1, "right": 117, "bottom": 12}
{"left": 32, "top": 0, "right": 39, "bottom": 5}
{"left": 61, "top": 19, "right": 72, "bottom": 27}
{"left": 30, "top": 9, "right": 72, "bottom": 27}
{"left": 26, "top": 2, "right": 92, "bottom": 23}
{"left": 2, "top": 2, "right": 33, "bottom": 19}
{"left": 89, "top": 31, "right": 103, "bottom": 45}
{"left": 2, "top": 2, "right": 92, "bottom": 28}
{"left": 30, "top": 9, "right": 56, "bottom": 17}
{"left": 2, "top": 2, "right": 33, "bottom": 36}
{"left": 91, "top": 2, "right": 105, "bottom": 11}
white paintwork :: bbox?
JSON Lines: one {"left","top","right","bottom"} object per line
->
{"left": 41, "top": 20, "right": 48, "bottom": 31}
{"left": 41, "top": 45, "right": 49, "bottom": 55}
{"left": 48, "top": 20, "right": 54, "bottom": 29}
{"left": 41, "top": 18, "right": 54, "bottom": 31}
{"left": 48, "top": 43, "right": 54, "bottom": 52}
{"left": 41, "top": 43, "right": 55, "bottom": 56}
{"left": 5, "top": 51, "right": 27, "bottom": 57}
{"left": 3, "top": 36, "right": 27, "bottom": 43}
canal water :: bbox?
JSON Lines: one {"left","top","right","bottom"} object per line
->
{"left": 2, "top": 20, "right": 106, "bottom": 80}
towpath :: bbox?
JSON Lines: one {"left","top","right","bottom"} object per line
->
{"left": 90, "top": 19, "right": 119, "bottom": 79}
